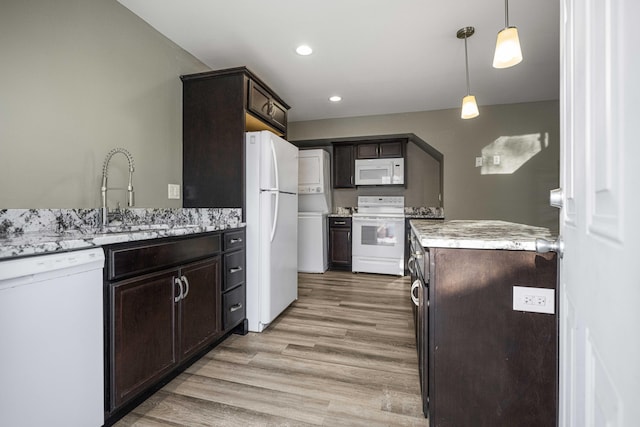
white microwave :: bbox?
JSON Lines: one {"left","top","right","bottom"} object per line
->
{"left": 354, "top": 158, "right": 404, "bottom": 185}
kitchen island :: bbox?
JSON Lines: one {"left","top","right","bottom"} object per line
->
{"left": 409, "top": 219, "right": 558, "bottom": 427}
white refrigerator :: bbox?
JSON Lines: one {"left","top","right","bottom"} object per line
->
{"left": 245, "top": 130, "right": 299, "bottom": 332}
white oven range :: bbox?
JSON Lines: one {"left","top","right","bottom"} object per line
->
{"left": 352, "top": 196, "right": 405, "bottom": 276}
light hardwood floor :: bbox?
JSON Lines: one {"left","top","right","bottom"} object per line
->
{"left": 115, "top": 271, "right": 429, "bottom": 426}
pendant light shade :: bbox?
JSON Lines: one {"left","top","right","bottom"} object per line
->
{"left": 493, "top": 0, "right": 523, "bottom": 68}
{"left": 457, "top": 27, "right": 479, "bottom": 120}
{"left": 461, "top": 95, "right": 479, "bottom": 119}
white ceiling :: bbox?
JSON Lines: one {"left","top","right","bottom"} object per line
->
{"left": 118, "top": 0, "right": 559, "bottom": 122}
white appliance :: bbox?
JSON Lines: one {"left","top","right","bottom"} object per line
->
{"left": 352, "top": 196, "right": 405, "bottom": 276}
{"left": 245, "top": 130, "right": 299, "bottom": 332}
{"left": 354, "top": 157, "right": 404, "bottom": 186}
{"left": 298, "top": 149, "right": 331, "bottom": 212}
{"left": 298, "top": 149, "right": 331, "bottom": 273}
{"left": 0, "top": 248, "right": 105, "bottom": 427}
{"left": 298, "top": 212, "right": 328, "bottom": 273}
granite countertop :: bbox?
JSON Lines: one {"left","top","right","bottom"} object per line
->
{"left": 410, "top": 219, "right": 555, "bottom": 251}
{"left": 0, "top": 208, "right": 243, "bottom": 260}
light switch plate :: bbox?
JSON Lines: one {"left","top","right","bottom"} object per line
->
{"left": 475, "top": 157, "right": 483, "bottom": 167}
{"left": 168, "top": 184, "right": 180, "bottom": 200}
{"left": 513, "top": 286, "right": 555, "bottom": 314}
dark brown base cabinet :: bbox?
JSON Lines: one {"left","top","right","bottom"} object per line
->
{"left": 413, "top": 239, "right": 558, "bottom": 426}
{"left": 328, "top": 217, "right": 352, "bottom": 270}
{"left": 103, "top": 230, "right": 246, "bottom": 425}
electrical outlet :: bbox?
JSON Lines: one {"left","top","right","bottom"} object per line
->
{"left": 513, "top": 286, "right": 555, "bottom": 314}
{"left": 475, "top": 157, "right": 483, "bottom": 167}
{"left": 168, "top": 184, "right": 180, "bottom": 200}
{"left": 493, "top": 155, "right": 501, "bottom": 165}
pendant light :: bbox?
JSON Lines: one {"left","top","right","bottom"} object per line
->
{"left": 457, "top": 26, "right": 479, "bottom": 120}
{"left": 493, "top": 0, "right": 523, "bottom": 68}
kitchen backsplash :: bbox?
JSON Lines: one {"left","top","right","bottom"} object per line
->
{"left": 0, "top": 208, "right": 242, "bottom": 237}
{"left": 404, "top": 206, "right": 445, "bottom": 217}
{"left": 333, "top": 206, "right": 444, "bottom": 218}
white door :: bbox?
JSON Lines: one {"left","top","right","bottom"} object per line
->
{"left": 257, "top": 190, "right": 298, "bottom": 331}
{"left": 559, "top": 1, "right": 640, "bottom": 426}
{"left": 258, "top": 131, "right": 298, "bottom": 194}
{"left": 299, "top": 151, "right": 322, "bottom": 190}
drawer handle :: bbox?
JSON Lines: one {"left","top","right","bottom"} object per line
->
{"left": 334, "top": 221, "right": 346, "bottom": 225}
{"left": 229, "top": 266, "right": 243, "bottom": 273}
{"left": 230, "top": 238, "right": 243, "bottom": 244}
{"left": 229, "top": 303, "right": 243, "bottom": 312}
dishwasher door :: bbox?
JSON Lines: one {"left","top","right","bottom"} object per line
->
{"left": 0, "top": 248, "right": 105, "bottom": 427}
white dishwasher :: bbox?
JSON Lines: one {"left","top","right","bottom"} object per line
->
{"left": 0, "top": 248, "right": 105, "bottom": 427}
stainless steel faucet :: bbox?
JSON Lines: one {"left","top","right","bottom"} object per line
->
{"left": 101, "top": 148, "right": 135, "bottom": 226}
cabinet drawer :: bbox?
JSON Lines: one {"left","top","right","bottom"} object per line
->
{"left": 247, "top": 80, "right": 287, "bottom": 132}
{"left": 223, "top": 250, "right": 245, "bottom": 291}
{"left": 224, "top": 230, "right": 245, "bottom": 251}
{"left": 329, "top": 217, "right": 351, "bottom": 228}
{"left": 223, "top": 284, "right": 245, "bottom": 330}
{"left": 107, "top": 234, "right": 221, "bottom": 281}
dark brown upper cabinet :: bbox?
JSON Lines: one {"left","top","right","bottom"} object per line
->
{"left": 181, "top": 67, "right": 290, "bottom": 210}
{"left": 247, "top": 80, "right": 287, "bottom": 132}
{"left": 333, "top": 144, "right": 356, "bottom": 188}
{"left": 356, "top": 141, "right": 404, "bottom": 159}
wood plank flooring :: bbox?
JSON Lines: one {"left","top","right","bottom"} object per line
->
{"left": 115, "top": 271, "right": 429, "bottom": 426}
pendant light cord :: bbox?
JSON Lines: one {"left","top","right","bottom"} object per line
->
{"left": 505, "top": 0, "right": 510, "bottom": 27}
{"left": 464, "top": 35, "right": 471, "bottom": 96}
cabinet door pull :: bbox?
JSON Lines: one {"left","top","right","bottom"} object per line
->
{"left": 410, "top": 280, "right": 420, "bottom": 306}
{"left": 174, "top": 277, "right": 184, "bottom": 303}
{"left": 348, "top": 231, "right": 351, "bottom": 241}
{"left": 229, "top": 303, "right": 243, "bottom": 312}
{"left": 334, "top": 221, "right": 346, "bottom": 225}
{"left": 181, "top": 275, "right": 190, "bottom": 299}
{"left": 229, "top": 266, "right": 243, "bottom": 273}
{"left": 264, "top": 101, "right": 275, "bottom": 117}
{"left": 230, "top": 238, "right": 243, "bottom": 244}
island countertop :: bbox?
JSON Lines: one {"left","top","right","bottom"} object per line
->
{"left": 410, "top": 219, "right": 555, "bottom": 251}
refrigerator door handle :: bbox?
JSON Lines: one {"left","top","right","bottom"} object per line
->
{"left": 271, "top": 139, "right": 280, "bottom": 192}
{"left": 268, "top": 137, "right": 281, "bottom": 243}
{"left": 270, "top": 191, "right": 279, "bottom": 242}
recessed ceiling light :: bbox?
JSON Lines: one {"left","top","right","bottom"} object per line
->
{"left": 329, "top": 95, "right": 342, "bottom": 102}
{"left": 295, "top": 45, "right": 313, "bottom": 56}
